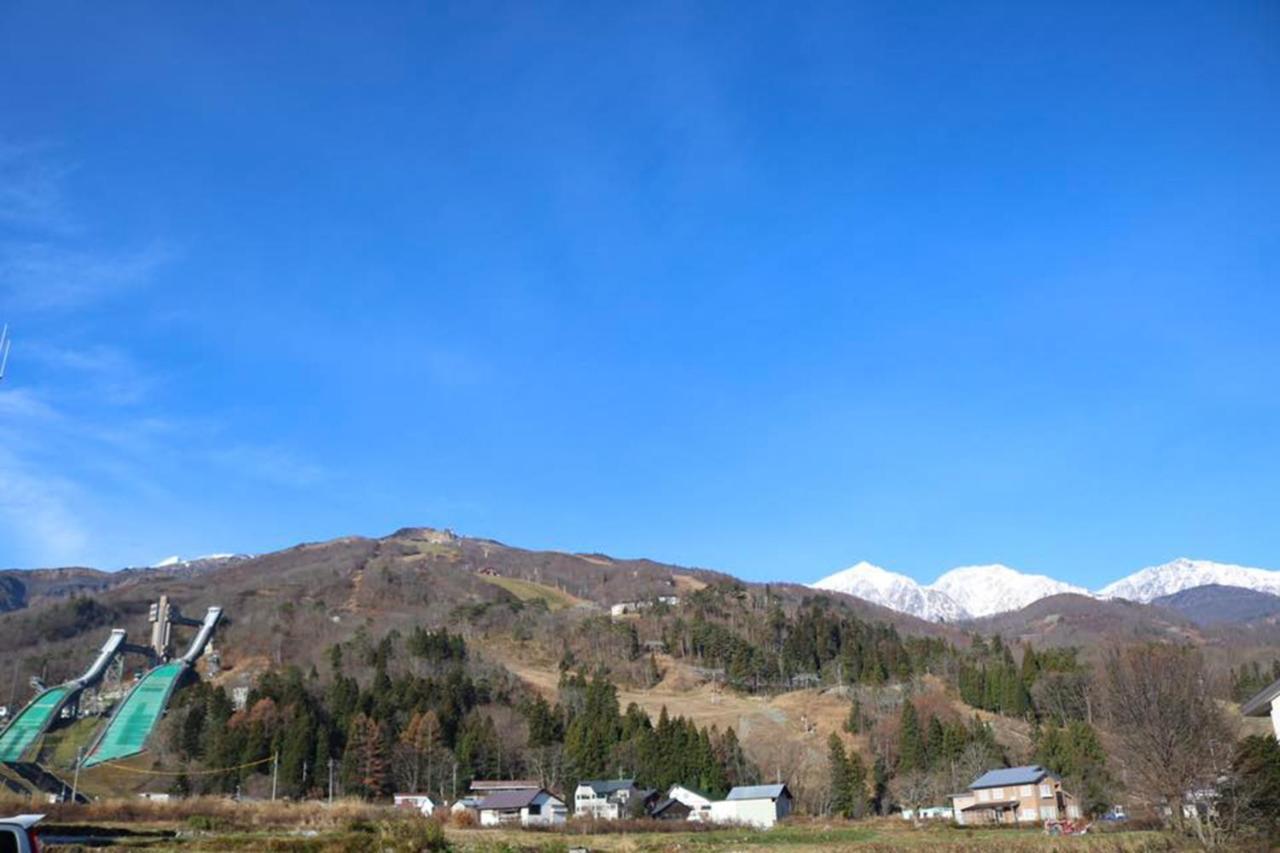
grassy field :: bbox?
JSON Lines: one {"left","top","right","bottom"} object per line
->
{"left": 0, "top": 797, "right": 1195, "bottom": 853}
{"left": 478, "top": 575, "right": 586, "bottom": 611}
{"left": 441, "top": 821, "right": 1190, "bottom": 852}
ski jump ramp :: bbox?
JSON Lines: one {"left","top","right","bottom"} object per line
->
{"left": 84, "top": 606, "right": 222, "bottom": 768}
{"left": 0, "top": 629, "right": 128, "bottom": 762}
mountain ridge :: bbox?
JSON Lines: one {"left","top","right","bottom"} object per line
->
{"left": 812, "top": 557, "right": 1280, "bottom": 622}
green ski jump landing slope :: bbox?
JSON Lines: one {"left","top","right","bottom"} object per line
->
{"left": 0, "top": 686, "right": 72, "bottom": 761}
{"left": 83, "top": 662, "right": 185, "bottom": 767}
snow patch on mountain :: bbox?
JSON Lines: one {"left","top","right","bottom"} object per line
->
{"left": 148, "top": 553, "right": 245, "bottom": 570}
{"left": 1100, "top": 558, "right": 1280, "bottom": 603}
{"left": 931, "top": 564, "right": 1091, "bottom": 618}
{"left": 811, "top": 561, "right": 970, "bottom": 622}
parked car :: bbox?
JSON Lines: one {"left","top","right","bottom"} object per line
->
{"left": 1100, "top": 806, "right": 1128, "bottom": 822}
{"left": 0, "top": 814, "right": 43, "bottom": 853}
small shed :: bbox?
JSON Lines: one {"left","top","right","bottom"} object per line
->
{"left": 651, "top": 797, "right": 692, "bottom": 820}
{"left": 392, "top": 794, "right": 437, "bottom": 816}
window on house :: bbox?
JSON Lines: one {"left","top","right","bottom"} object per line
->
{"left": 1040, "top": 805, "right": 1058, "bottom": 820}
{"left": 1020, "top": 785, "right": 1033, "bottom": 797}
{"left": 528, "top": 804, "right": 541, "bottom": 815}
{"left": 1040, "top": 784, "right": 1053, "bottom": 798}
{"left": 991, "top": 788, "right": 1003, "bottom": 799}
{"left": 977, "top": 789, "right": 989, "bottom": 802}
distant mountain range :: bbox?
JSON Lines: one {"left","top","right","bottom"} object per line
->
{"left": 1151, "top": 584, "right": 1280, "bottom": 627}
{"left": 812, "top": 558, "right": 1280, "bottom": 623}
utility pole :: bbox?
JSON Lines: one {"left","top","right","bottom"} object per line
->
{"left": 328, "top": 758, "right": 334, "bottom": 805}
{"left": 70, "top": 747, "right": 83, "bottom": 804}
{"left": 271, "top": 751, "right": 279, "bottom": 801}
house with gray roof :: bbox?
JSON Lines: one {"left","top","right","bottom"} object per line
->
{"left": 476, "top": 787, "right": 566, "bottom": 827}
{"left": 573, "top": 778, "right": 645, "bottom": 819}
{"left": 951, "top": 765, "right": 1081, "bottom": 825}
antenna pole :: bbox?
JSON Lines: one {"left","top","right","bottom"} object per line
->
{"left": 0, "top": 324, "right": 9, "bottom": 382}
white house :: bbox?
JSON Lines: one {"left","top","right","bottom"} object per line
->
{"left": 1241, "top": 675, "right": 1280, "bottom": 739}
{"left": 710, "top": 784, "right": 792, "bottom": 829}
{"left": 609, "top": 597, "right": 680, "bottom": 619}
{"left": 901, "top": 805, "right": 954, "bottom": 821}
{"left": 476, "top": 788, "right": 567, "bottom": 827}
{"left": 666, "top": 784, "right": 714, "bottom": 821}
{"left": 574, "top": 778, "right": 645, "bottom": 819}
{"left": 450, "top": 796, "right": 482, "bottom": 816}
{"left": 392, "top": 794, "right": 438, "bottom": 816}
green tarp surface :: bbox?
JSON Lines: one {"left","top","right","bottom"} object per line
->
{"left": 84, "top": 662, "right": 184, "bottom": 767}
{"left": 0, "top": 686, "right": 71, "bottom": 761}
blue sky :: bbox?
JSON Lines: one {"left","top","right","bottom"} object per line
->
{"left": 1, "top": 2, "right": 1277, "bottom": 587}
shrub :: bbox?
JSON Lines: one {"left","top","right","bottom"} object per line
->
{"left": 378, "top": 817, "right": 449, "bottom": 852}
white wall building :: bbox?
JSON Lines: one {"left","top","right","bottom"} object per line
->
{"left": 574, "top": 778, "right": 644, "bottom": 819}
{"left": 392, "top": 794, "right": 438, "bottom": 816}
{"left": 709, "top": 784, "right": 792, "bottom": 829}
{"left": 667, "top": 783, "right": 714, "bottom": 821}
{"left": 476, "top": 788, "right": 567, "bottom": 827}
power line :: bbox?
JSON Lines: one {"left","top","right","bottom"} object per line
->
{"left": 86, "top": 755, "right": 274, "bottom": 776}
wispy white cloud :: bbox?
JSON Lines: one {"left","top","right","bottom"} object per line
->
{"left": 0, "top": 445, "right": 89, "bottom": 566}
{"left": 0, "top": 241, "right": 172, "bottom": 311}
{"left": 23, "top": 341, "right": 158, "bottom": 405}
{"left": 0, "top": 140, "right": 78, "bottom": 233}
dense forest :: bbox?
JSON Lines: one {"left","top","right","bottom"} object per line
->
{"left": 163, "top": 627, "right": 756, "bottom": 802}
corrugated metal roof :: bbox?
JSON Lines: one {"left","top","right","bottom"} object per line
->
{"left": 725, "top": 783, "right": 789, "bottom": 801}
{"left": 478, "top": 788, "right": 543, "bottom": 810}
{"left": 471, "top": 779, "right": 539, "bottom": 791}
{"left": 580, "top": 778, "right": 636, "bottom": 794}
{"left": 968, "top": 765, "right": 1050, "bottom": 789}
{"left": 1241, "top": 676, "right": 1280, "bottom": 717}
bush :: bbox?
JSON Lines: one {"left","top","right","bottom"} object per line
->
{"left": 378, "top": 817, "right": 448, "bottom": 852}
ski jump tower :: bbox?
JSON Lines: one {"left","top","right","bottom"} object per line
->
{"left": 148, "top": 595, "right": 221, "bottom": 663}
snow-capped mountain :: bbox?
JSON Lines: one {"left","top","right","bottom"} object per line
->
{"left": 812, "top": 555, "right": 1280, "bottom": 622}
{"left": 931, "top": 564, "right": 1091, "bottom": 618}
{"left": 812, "top": 561, "right": 1091, "bottom": 622}
{"left": 1100, "top": 558, "right": 1280, "bottom": 603}
{"left": 812, "top": 561, "right": 971, "bottom": 622}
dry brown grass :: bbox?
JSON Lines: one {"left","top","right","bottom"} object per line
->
{"left": 0, "top": 794, "right": 394, "bottom": 830}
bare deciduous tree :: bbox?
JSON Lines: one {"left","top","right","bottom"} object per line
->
{"left": 1096, "top": 644, "right": 1235, "bottom": 841}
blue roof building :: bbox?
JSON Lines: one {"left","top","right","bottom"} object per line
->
{"left": 952, "top": 765, "right": 1081, "bottom": 826}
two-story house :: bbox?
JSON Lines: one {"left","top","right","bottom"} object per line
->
{"left": 950, "top": 765, "right": 1081, "bottom": 825}
{"left": 574, "top": 778, "right": 647, "bottom": 819}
